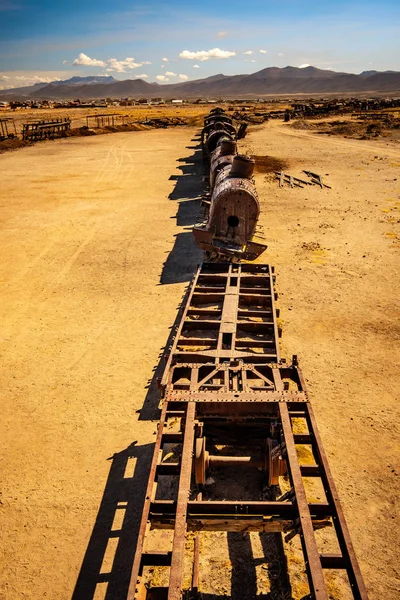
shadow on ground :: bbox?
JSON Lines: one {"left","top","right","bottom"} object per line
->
{"left": 72, "top": 441, "right": 154, "bottom": 600}
{"left": 72, "top": 137, "right": 200, "bottom": 600}
{"left": 159, "top": 136, "right": 203, "bottom": 285}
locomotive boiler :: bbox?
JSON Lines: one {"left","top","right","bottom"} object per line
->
{"left": 194, "top": 109, "right": 267, "bottom": 261}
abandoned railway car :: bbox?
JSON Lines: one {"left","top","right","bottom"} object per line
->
{"left": 194, "top": 109, "right": 267, "bottom": 261}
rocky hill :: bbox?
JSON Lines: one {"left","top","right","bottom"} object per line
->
{"left": 1, "top": 67, "right": 399, "bottom": 100}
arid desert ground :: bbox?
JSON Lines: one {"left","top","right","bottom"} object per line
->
{"left": 0, "top": 119, "right": 399, "bottom": 599}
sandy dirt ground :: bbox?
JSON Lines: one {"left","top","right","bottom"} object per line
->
{"left": 0, "top": 121, "right": 399, "bottom": 600}
{"left": 242, "top": 121, "right": 400, "bottom": 599}
{"left": 0, "top": 104, "right": 219, "bottom": 133}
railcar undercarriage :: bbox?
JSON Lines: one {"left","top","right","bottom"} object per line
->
{"left": 127, "top": 263, "right": 367, "bottom": 600}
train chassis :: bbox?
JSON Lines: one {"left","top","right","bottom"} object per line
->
{"left": 127, "top": 263, "right": 368, "bottom": 600}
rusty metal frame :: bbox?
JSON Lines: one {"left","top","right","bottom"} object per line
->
{"left": 22, "top": 118, "right": 71, "bottom": 141}
{"left": 161, "top": 263, "right": 280, "bottom": 386}
{"left": 0, "top": 117, "right": 17, "bottom": 140}
{"left": 127, "top": 263, "right": 368, "bottom": 600}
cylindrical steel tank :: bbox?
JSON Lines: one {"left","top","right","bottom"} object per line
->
{"left": 209, "top": 139, "right": 237, "bottom": 188}
{"left": 229, "top": 154, "right": 255, "bottom": 179}
{"left": 205, "top": 127, "right": 234, "bottom": 156}
{"left": 201, "top": 114, "right": 236, "bottom": 153}
{"left": 204, "top": 114, "right": 232, "bottom": 126}
{"left": 207, "top": 155, "right": 259, "bottom": 248}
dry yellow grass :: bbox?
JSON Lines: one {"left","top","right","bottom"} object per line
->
{"left": 0, "top": 101, "right": 289, "bottom": 134}
{"left": 0, "top": 104, "right": 213, "bottom": 132}
{"left": 0, "top": 104, "right": 222, "bottom": 132}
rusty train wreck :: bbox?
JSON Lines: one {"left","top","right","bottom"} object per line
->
{"left": 194, "top": 108, "right": 267, "bottom": 261}
{"left": 127, "top": 111, "right": 368, "bottom": 599}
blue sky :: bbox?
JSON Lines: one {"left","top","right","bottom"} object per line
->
{"left": 0, "top": 0, "right": 399, "bottom": 88}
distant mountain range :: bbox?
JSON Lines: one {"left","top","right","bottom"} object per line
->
{"left": 1, "top": 67, "right": 400, "bottom": 100}
{"left": 0, "top": 76, "right": 118, "bottom": 99}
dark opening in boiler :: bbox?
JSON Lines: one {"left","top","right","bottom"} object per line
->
{"left": 227, "top": 215, "right": 239, "bottom": 228}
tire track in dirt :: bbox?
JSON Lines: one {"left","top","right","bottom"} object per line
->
{"left": 1, "top": 139, "right": 138, "bottom": 343}
{"left": 6, "top": 233, "right": 62, "bottom": 287}
{"left": 66, "top": 231, "right": 137, "bottom": 370}
{"left": 1, "top": 220, "right": 103, "bottom": 344}
{"left": 93, "top": 142, "right": 135, "bottom": 188}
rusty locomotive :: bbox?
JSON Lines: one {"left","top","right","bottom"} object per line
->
{"left": 193, "top": 108, "right": 267, "bottom": 262}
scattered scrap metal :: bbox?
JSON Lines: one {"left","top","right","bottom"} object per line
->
{"left": 303, "top": 170, "right": 332, "bottom": 189}
{"left": 0, "top": 118, "right": 17, "bottom": 141}
{"left": 275, "top": 172, "right": 310, "bottom": 188}
{"left": 22, "top": 118, "right": 71, "bottom": 141}
{"left": 352, "top": 112, "right": 397, "bottom": 122}
{"left": 139, "top": 116, "right": 187, "bottom": 128}
{"left": 85, "top": 113, "right": 128, "bottom": 128}
{"left": 275, "top": 170, "right": 331, "bottom": 189}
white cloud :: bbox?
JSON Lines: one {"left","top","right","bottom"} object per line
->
{"left": 179, "top": 48, "right": 236, "bottom": 62}
{"left": 71, "top": 54, "right": 151, "bottom": 73}
{"left": 72, "top": 53, "right": 106, "bottom": 67}
{"left": 243, "top": 50, "right": 254, "bottom": 55}
{"left": 299, "top": 63, "right": 310, "bottom": 68}
{"left": 15, "top": 75, "right": 58, "bottom": 82}
{"left": 156, "top": 75, "right": 169, "bottom": 82}
{"left": 106, "top": 57, "right": 143, "bottom": 72}
{"left": 259, "top": 49, "right": 267, "bottom": 54}
{"left": 165, "top": 71, "right": 177, "bottom": 76}
{"left": 251, "top": 59, "right": 256, "bottom": 63}
{"left": 134, "top": 73, "right": 149, "bottom": 78}
{"left": 178, "top": 74, "right": 188, "bottom": 81}
{"left": 193, "top": 65, "right": 200, "bottom": 69}
{"left": 1, "top": 74, "right": 59, "bottom": 89}
{"left": 217, "top": 31, "right": 229, "bottom": 38}
{"left": 62, "top": 60, "right": 68, "bottom": 65}
{"left": 0, "top": 70, "right": 76, "bottom": 90}
{"left": 162, "top": 57, "right": 168, "bottom": 62}
{"left": 277, "top": 53, "right": 285, "bottom": 57}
